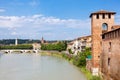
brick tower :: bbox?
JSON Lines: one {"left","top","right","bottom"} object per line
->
{"left": 90, "top": 10, "right": 116, "bottom": 75}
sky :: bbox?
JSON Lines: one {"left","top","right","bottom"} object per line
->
{"left": 0, "top": 0, "right": 120, "bottom": 40}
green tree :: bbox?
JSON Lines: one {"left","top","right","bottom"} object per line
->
{"left": 0, "top": 44, "right": 33, "bottom": 49}
{"left": 41, "top": 41, "right": 67, "bottom": 52}
{"left": 73, "top": 47, "right": 91, "bottom": 67}
{"left": 68, "top": 49, "right": 73, "bottom": 54}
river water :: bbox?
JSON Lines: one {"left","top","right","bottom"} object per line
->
{"left": 0, "top": 53, "right": 86, "bottom": 80}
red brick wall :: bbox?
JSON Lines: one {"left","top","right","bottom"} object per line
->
{"left": 101, "top": 30, "right": 120, "bottom": 80}
{"left": 91, "top": 14, "right": 115, "bottom": 68}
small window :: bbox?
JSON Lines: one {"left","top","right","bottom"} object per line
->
{"left": 102, "top": 35, "right": 105, "bottom": 39}
{"left": 109, "top": 42, "right": 111, "bottom": 46}
{"left": 108, "top": 14, "right": 111, "bottom": 19}
{"left": 108, "top": 58, "right": 110, "bottom": 66}
{"left": 98, "top": 55, "right": 100, "bottom": 58}
{"left": 109, "top": 42, "right": 111, "bottom": 52}
{"left": 96, "top": 14, "right": 99, "bottom": 19}
{"left": 74, "top": 47, "right": 76, "bottom": 49}
{"left": 102, "top": 14, "right": 105, "bottom": 19}
{"left": 78, "top": 47, "right": 80, "bottom": 49}
{"left": 102, "top": 23, "right": 108, "bottom": 31}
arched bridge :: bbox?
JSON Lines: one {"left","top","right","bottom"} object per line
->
{"left": 0, "top": 49, "right": 40, "bottom": 53}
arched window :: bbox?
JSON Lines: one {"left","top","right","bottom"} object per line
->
{"left": 102, "top": 23, "right": 108, "bottom": 31}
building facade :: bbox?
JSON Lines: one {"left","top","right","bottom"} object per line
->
{"left": 67, "top": 39, "right": 82, "bottom": 55}
{"left": 32, "top": 43, "right": 41, "bottom": 50}
{"left": 67, "top": 35, "right": 92, "bottom": 55}
{"left": 78, "top": 35, "right": 92, "bottom": 50}
{"left": 101, "top": 28, "right": 120, "bottom": 80}
{"left": 90, "top": 10, "right": 116, "bottom": 75}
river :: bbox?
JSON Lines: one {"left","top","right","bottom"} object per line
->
{"left": 0, "top": 53, "right": 86, "bottom": 80}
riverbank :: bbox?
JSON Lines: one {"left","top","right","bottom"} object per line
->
{"left": 40, "top": 51, "right": 101, "bottom": 80}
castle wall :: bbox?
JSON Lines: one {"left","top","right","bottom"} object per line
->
{"left": 101, "top": 28, "right": 120, "bottom": 80}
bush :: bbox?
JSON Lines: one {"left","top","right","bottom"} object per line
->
{"left": 41, "top": 41, "right": 67, "bottom": 52}
{"left": 90, "top": 76, "right": 101, "bottom": 80}
{"left": 72, "top": 48, "right": 91, "bottom": 67}
{"left": 72, "top": 54, "right": 86, "bottom": 67}
{"left": 68, "top": 49, "right": 73, "bottom": 54}
{"left": 0, "top": 44, "right": 33, "bottom": 49}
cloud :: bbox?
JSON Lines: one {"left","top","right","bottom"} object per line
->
{"left": 11, "top": 32, "right": 17, "bottom": 35}
{"left": 0, "top": 8, "right": 5, "bottom": 12}
{"left": 0, "top": 14, "right": 90, "bottom": 40}
{"left": 29, "top": 0, "right": 40, "bottom": 6}
{"left": 0, "top": 14, "right": 90, "bottom": 28}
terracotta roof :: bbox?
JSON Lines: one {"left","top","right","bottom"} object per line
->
{"left": 68, "top": 35, "right": 91, "bottom": 45}
{"left": 102, "top": 30, "right": 108, "bottom": 34}
{"left": 112, "top": 25, "right": 120, "bottom": 30}
{"left": 77, "top": 35, "right": 91, "bottom": 40}
{"left": 103, "top": 27, "right": 120, "bottom": 35}
{"left": 90, "top": 10, "right": 116, "bottom": 17}
{"left": 68, "top": 42, "right": 74, "bottom": 45}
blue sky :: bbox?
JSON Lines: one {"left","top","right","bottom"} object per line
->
{"left": 0, "top": 0, "right": 120, "bottom": 40}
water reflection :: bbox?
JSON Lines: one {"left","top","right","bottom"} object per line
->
{"left": 0, "top": 53, "right": 86, "bottom": 80}
{"left": 0, "top": 52, "right": 3, "bottom": 58}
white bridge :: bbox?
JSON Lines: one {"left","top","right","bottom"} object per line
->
{"left": 0, "top": 49, "right": 40, "bottom": 53}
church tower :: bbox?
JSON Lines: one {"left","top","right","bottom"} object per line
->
{"left": 90, "top": 10, "right": 116, "bottom": 75}
{"left": 41, "top": 37, "right": 45, "bottom": 44}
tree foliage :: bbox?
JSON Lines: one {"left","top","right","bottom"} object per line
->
{"left": 68, "top": 49, "right": 73, "bottom": 54}
{"left": 73, "top": 47, "right": 91, "bottom": 67}
{"left": 0, "top": 44, "right": 33, "bottom": 50}
{"left": 41, "top": 41, "right": 67, "bottom": 52}
{"left": 61, "top": 47, "right": 91, "bottom": 67}
{"left": 90, "top": 76, "right": 101, "bottom": 80}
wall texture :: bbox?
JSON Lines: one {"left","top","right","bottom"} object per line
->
{"left": 101, "top": 28, "right": 120, "bottom": 80}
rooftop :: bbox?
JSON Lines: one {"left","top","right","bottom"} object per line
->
{"left": 77, "top": 35, "right": 91, "bottom": 40}
{"left": 103, "top": 27, "right": 120, "bottom": 35}
{"left": 112, "top": 25, "right": 120, "bottom": 30}
{"left": 90, "top": 10, "right": 116, "bottom": 17}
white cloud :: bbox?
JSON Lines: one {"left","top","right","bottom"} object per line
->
{"left": 29, "top": 0, "right": 40, "bottom": 6}
{"left": 11, "top": 32, "right": 17, "bottom": 35}
{"left": 0, "top": 9, "right": 5, "bottom": 12}
{"left": 0, "top": 14, "right": 90, "bottom": 28}
{"left": 0, "top": 14, "right": 90, "bottom": 39}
